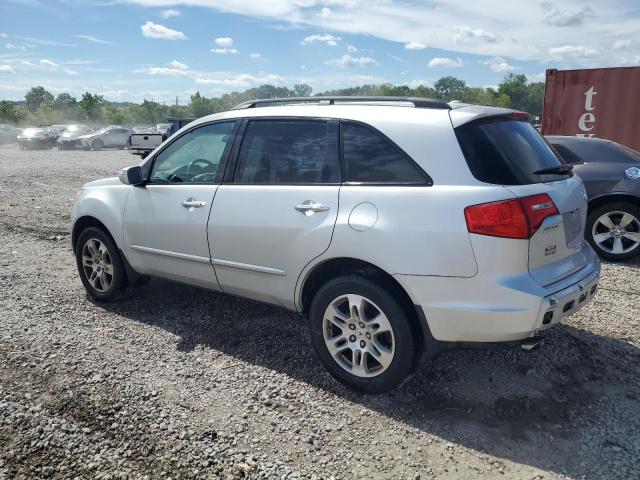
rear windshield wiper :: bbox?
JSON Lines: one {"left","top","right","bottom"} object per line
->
{"left": 533, "top": 164, "right": 574, "bottom": 175}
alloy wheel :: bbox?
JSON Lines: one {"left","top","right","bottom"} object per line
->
{"left": 592, "top": 211, "right": 640, "bottom": 255}
{"left": 81, "top": 238, "right": 114, "bottom": 292}
{"left": 322, "top": 294, "right": 395, "bottom": 378}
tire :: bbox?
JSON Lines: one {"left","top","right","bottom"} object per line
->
{"left": 308, "top": 275, "right": 416, "bottom": 393}
{"left": 91, "top": 139, "right": 104, "bottom": 151}
{"left": 75, "top": 227, "right": 127, "bottom": 302}
{"left": 586, "top": 202, "right": 640, "bottom": 261}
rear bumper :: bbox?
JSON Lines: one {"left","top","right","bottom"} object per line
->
{"left": 395, "top": 245, "right": 601, "bottom": 343}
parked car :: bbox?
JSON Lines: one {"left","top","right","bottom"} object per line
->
{"left": 0, "top": 124, "right": 19, "bottom": 145}
{"left": 71, "top": 97, "right": 600, "bottom": 393}
{"left": 78, "top": 126, "right": 131, "bottom": 150}
{"left": 547, "top": 135, "right": 640, "bottom": 261}
{"left": 57, "top": 124, "right": 94, "bottom": 150}
{"left": 129, "top": 118, "right": 195, "bottom": 158}
{"left": 17, "top": 127, "right": 57, "bottom": 150}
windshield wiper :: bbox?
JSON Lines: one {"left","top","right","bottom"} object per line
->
{"left": 534, "top": 164, "right": 574, "bottom": 175}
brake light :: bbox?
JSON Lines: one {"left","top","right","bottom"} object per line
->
{"left": 465, "top": 193, "right": 558, "bottom": 239}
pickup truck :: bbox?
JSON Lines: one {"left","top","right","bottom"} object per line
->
{"left": 129, "top": 118, "right": 194, "bottom": 158}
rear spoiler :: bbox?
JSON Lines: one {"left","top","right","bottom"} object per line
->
{"left": 448, "top": 103, "right": 533, "bottom": 128}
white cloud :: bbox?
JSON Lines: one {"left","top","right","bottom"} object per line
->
{"left": 482, "top": 56, "right": 519, "bottom": 72}
{"left": 160, "top": 8, "right": 180, "bottom": 18}
{"left": 37, "top": 58, "right": 78, "bottom": 75}
{"left": 0, "top": 33, "right": 7, "bottom": 38}
{"left": 325, "top": 54, "right": 377, "bottom": 68}
{"left": 167, "top": 60, "right": 189, "bottom": 70}
{"left": 453, "top": 26, "right": 497, "bottom": 44}
{"left": 428, "top": 57, "right": 464, "bottom": 68}
{"left": 249, "top": 52, "right": 262, "bottom": 59}
{"left": 75, "top": 34, "right": 116, "bottom": 46}
{"left": 5, "top": 43, "right": 27, "bottom": 51}
{"left": 301, "top": 33, "right": 340, "bottom": 47}
{"left": 549, "top": 45, "right": 599, "bottom": 60}
{"left": 405, "top": 41, "right": 426, "bottom": 50}
{"left": 346, "top": 44, "right": 358, "bottom": 52}
{"left": 39, "top": 59, "right": 59, "bottom": 68}
{"left": 0, "top": 65, "right": 16, "bottom": 74}
{"left": 214, "top": 36, "right": 234, "bottom": 48}
{"left": 212, "top": 36, "right": 237, "bottom": 54}
{"left": 387, "top": 54, "right": 407, "bottom": 63}
{"left": 194, "top": 73, "right": 286, "bottom": 87}
{"left": 140, "top": 21, "right": 187, "bottom": 40}
{"left": 618, "top": 55, "right": 640, "bottom": 66}
{"left": 138, "top": 60, "right": 190, "bottom": 76}
{"left": 319, "top": 7, "right": 332, "bottom": 18}
{"left": 540, "top": 2, "right": 593, "bottom": 27}
{"left": 612, "top": 39, "right": 632, "bottom": 49}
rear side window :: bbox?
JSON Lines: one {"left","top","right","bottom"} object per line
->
{"left": 551, "top": 144, "right": 584, "bottom": 165}
{"left": 342, "top": 122, "right": 429, "bottom": 184}
{"left": 456, "top": 119, "right": 566, "bottom": 185}
{"left": 234, "top": 120, "right": 340, "bottom": 184}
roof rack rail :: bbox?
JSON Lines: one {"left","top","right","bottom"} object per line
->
{"left": 232, "top": 96, "right": 451, "bottom": 110}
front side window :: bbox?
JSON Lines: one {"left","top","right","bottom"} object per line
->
{"left": 150, "top": 122, "right": 235, "bottom": 183}
{"left": 342, "top": 122, "right": 428, "bottom": 184}
{"left": 234, "top": 120, "right": 340, "bottom": 184}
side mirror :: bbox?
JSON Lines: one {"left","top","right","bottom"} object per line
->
{"left": 118, "top": 166, "right": 144, "bottom": 186}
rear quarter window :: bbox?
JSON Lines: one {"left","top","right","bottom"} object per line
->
{"left": 456, "top": 118, "right": 567, "bottom": 185}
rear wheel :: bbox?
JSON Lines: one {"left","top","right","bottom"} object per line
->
{"left": 91, "top": 139, "right": 104, "bottom": 151}
{"left": 587, "top": 202, "right": 640, "bottom": 261}
{"left": 309, "top": 276, "right": 416, "bottom": 393}
{"left": 75, "top": 227, "right": 126, "bottom": 301}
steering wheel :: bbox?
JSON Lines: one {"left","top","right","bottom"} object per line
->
{"left": 186, "top": 158, "right": 215, "bottom": 177}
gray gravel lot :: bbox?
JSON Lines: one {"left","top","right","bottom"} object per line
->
{"left": 0, "top": 144, "right": 639, "bottom": 480}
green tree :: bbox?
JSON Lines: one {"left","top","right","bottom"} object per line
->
{"left": 434, "top": 76, "right": 467, "bottom": 101}
{"left": 0, "top": 101, "right": 25, "bottom": 124}
{"left": 25, "top": 86, "right": 54, "bottom": 113}
{"left": 79, "top": 92, "right": 105, "bottom": 121}
{"left": 498, "top": 74, "right": 545, "bottom": 116}
{"left": 293, "top": 83, "right": 312, "bottom": 97}
{"left": 54, "top": 92, "right": 77, "bottom": 110}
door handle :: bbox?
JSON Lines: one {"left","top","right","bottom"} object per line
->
{"left": 182, "top": 198, "right": 207, "bottom": 209}
{"left": 295, "top": 200, "right": 330, "bottom": 216}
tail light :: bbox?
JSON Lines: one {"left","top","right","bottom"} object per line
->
{"left": 465, "top": 193, "right": 558, "bottom": 239}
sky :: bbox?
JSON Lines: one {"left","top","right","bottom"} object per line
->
{"left": 0, "top": 0, "right": 638, "bottom": 104}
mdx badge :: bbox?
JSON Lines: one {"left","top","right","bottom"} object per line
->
{"left": 545, "top": 245, "right": 557, "bottom": 256}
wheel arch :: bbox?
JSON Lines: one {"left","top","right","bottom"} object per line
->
{"left": 72, "top": 216, "right": 117, "bottom": 251}
{"left": 588, "top": 192, "right": 640, "bottom": 213}
{"left": 297, "top": 256, "right": 434, "bottom": 362}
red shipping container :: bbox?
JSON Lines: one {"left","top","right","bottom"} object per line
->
{"left": 541, "top": 66, "right": 640, "bottom": 152}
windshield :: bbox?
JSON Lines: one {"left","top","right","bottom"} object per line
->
{"left": 455, "top": 118, "right": 567, "bottom": 185}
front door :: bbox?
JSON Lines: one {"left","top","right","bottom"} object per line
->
{"left": 208, "top": 118, "right": 341, "bottom": 308}
{"left": 123, "top": 121, "right": 237, "bottom": 289}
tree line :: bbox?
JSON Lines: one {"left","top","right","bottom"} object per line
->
{"left": 0, "top": 74, "right": 545, "bottom": 126}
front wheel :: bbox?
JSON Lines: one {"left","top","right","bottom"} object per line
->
{"left": 308, "top": 276, "right": 416, "bottom": 393}
{"left": 75, "top": 227, "right": 127, "bottom": 301}
{"left": 587, "top": 202, "right": 640, "bottom": 261}
{"left": 91, "top": 139, "right": 104, "bottom": 151}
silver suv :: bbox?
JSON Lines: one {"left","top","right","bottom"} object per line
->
{"left": 71, "top": 97, "right": 600, "bottom": 393}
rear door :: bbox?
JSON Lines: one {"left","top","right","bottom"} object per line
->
{"left": 208, "top": 118, "right": 341, "bottom": 308}
{"left": 455, "top": 116, "right": 590, "bottom": 286}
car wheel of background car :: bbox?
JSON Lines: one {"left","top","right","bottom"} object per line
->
{"left": 587, "top": 202, "right": 640, "bottom": 261}
{"left": 75, "top": 227, "right": 127, "bottom": 302}
{"left": 92, "top": 139, "right": 104, "bottom": 151}
{"left": 308, "top": 275, "right": 416, "bottom": 393}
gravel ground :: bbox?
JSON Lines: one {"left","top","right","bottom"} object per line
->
{"left": 0, "top": 144, "right": 639, "bottom": 480}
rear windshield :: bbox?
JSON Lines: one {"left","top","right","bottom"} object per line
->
{"left": 553, "top": 139, "right": 640, "bottom": 165}
{"left": 456, "top": 118, "right": 567, "bottom": 185}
